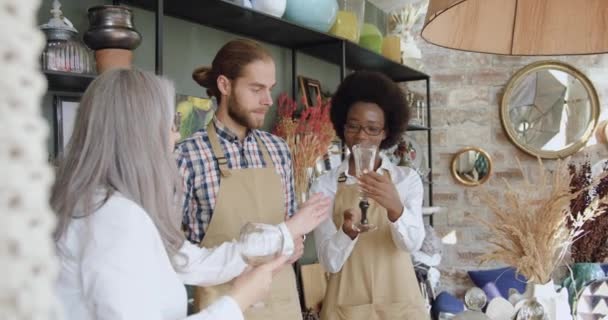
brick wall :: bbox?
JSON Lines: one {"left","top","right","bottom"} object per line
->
{"left": 406, "top": 22, "right": 608, "bottom": 296}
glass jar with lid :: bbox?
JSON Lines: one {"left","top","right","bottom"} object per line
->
{"left": 40, "top": 0, "right": 95, "bottom": 74}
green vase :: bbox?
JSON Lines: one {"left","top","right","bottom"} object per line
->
{"left": 563, "top": 262, "right": 605, "bottom": 308}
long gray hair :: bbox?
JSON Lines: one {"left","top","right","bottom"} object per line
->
{"left": 51, "top": 68, "right": 185, "bottom": 263}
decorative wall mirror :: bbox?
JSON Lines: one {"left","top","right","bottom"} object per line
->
{"left": 596, "top": 120, "right": 608, "bottom": 145}
{"left": 501, "top": 61, "right": 600, "bottom": 159}
{"left": 451, "top": 147, "right": 493, "bottom": 186}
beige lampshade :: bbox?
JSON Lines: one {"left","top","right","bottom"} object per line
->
{"left": 421, "top": 0, "right": 608, "bottom": 55}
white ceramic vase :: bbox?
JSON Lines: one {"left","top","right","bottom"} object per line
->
{"left": 401, "top": 30, "right": 423, "bottom": 69}
{"left": 514, "top": 281, "right": 572, "bottom": 320}
{"left": 229, "top": 0, "right": 252, "bottom": 8}
{"left": 251, "top": 0, "right": 286, "bottom": 17}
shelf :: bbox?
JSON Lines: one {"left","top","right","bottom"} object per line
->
{"left": 407, "top": 124, "right": 431, "bottom": 131}
{"left": 44, "top": 70, "right": 96, "bottom": 92}
{"left": 121, "top": 0, "right": 429, "bottom": 82}
{"left": 422, "top": 206, "right": 442, "bottom": 216}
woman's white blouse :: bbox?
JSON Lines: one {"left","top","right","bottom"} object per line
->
{"left": 55, "top": 193, "right": 248, "bottom": 320}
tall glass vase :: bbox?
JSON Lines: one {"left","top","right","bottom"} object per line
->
{"left": 329, "top": 0, "right": 365, "bottom": 42}
{"left": 295, "top": 166, "right": 315, "bottom": 206}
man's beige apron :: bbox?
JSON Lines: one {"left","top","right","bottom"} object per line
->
{"left": 320, "top": 171, "right": 429, "bottom": 320}
{"left": 193, "top": 123, "right": 302, "bottom": 320}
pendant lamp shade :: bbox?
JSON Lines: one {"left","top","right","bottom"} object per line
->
{"left": 421, "top": 0, "right": 608, "bottom": 55}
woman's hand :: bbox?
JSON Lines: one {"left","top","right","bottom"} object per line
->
{"left": 358, "top": 172, "right": 403, "bottom": 222}
{"left": 229, "top": 254, "right": 290, "bottom": 311}
{"left": 285, "top": 193, "right": 331, "bottom": 238}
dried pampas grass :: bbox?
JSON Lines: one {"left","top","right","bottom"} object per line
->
{"left": 477, "top": 158, "right": 606, "bottom": 284}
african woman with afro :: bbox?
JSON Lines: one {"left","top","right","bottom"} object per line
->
{"left": 311, "top": 71, "right": 428, "bottom": 320}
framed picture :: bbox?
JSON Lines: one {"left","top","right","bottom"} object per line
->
{"left": 298, "top": 76, "right": 322, "bottom": 108}
{"left": 175, "top": 94, "right": 214, "bottom": 141}
{"left": 53, "top": 94, "right": 81, "bottom": 158}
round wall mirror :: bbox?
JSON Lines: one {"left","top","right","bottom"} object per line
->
{"left": 501, "top": 61, "right": 600, "bottom": 159}
{"left": 451, "top": 147, "right": 493, "bottom": 186}
{"left": 596, "top": 120, "right": 608, "bottom": 145}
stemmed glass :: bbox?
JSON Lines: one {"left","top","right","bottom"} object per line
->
{"left": 238, "top": 222, "right": 284, "bottom": 267}
{"left": 352, "top": 143, "right": 378, "bottom": 233}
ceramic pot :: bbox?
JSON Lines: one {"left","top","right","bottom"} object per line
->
{"left": 95, "top": 49, "right": 133, "bottom": 73}
{"left": 84, "top": 5, "right": 141, "bottom": 50}
{"left": 515, "top": 280, "right": 572, "bottom": 320}
{"left": 251, "top": 0, "right": 286, "bottom": 17}
{"left": 284, "top": 0, "right": 338, "bottom": 33}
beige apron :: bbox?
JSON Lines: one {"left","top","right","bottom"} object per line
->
{"left": 193, "top": 123, "right": 302, "bottom": 320}
{"left": 320, "top": 171, "right": 429, "bottom": 320}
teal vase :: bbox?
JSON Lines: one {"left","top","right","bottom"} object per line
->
{"left": 283, "top": 0, "right": 338, "bottom": 33}
{"left": 563, "top": 262, "right": 605, "bottom": 307}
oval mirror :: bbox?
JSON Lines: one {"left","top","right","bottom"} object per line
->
{"left": 451, "top": 147, "right": 493, "bottom": 186}
{"left": 501, "top": 61, "right": 600, "bottom": 159}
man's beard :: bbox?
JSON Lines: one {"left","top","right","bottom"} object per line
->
{"left": 227, "top": 95, "right": 265, "bottom": 129}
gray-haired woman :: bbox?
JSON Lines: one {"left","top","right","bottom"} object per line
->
{"left": 52, "top": 68, "right": 330, "bottom": 320}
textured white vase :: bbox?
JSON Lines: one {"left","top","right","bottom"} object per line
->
{"left": 401, "top": 31, "right": 423, "bottom": 70}
{"left": 251, "top": 0, "right": 287, "bottom": 17}
{"left": 515, "top": 281, "right": 572, "bottom": 320}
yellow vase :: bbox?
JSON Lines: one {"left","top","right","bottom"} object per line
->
{"left": 382, "top": 35, "right": 401, "bottom": 63}
{"left": 329, "top": 10, "right": 358, "bottom": 42}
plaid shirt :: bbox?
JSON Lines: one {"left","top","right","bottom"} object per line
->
{"left": 176, "top": 118, "right": 296, "bottom": 244}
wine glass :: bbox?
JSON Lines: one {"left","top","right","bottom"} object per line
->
{"left": 237, "top": 222, "right": 284, "bottom": 267}
{"left": 237, "top": 222, "right": 285, "bottom": 308}
{"left": 351, "top": 143, "right": 378, "bottom": 233}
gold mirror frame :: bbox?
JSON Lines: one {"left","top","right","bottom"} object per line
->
{"left": 451, "top": 147, "right": 493, "bottom": 187}
{"left": 597, "top": 120, "right": 608, "bottom": 145}
{"left": 500, "top": 61, "right": 600, "bottom": 159}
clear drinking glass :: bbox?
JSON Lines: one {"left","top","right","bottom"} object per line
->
{"left": 238, "top": 222, "right": 284, "bottom": 267}
{"left": 351, "top": 143, "right": 378, "bottom": 232}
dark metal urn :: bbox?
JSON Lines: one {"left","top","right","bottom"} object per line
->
{"left": 84, "top": 5, "right": 141, "bottom": 50}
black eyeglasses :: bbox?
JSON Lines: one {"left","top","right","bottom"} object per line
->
{"left": 344, "top": 123, "right": 384, "bottom": 136}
